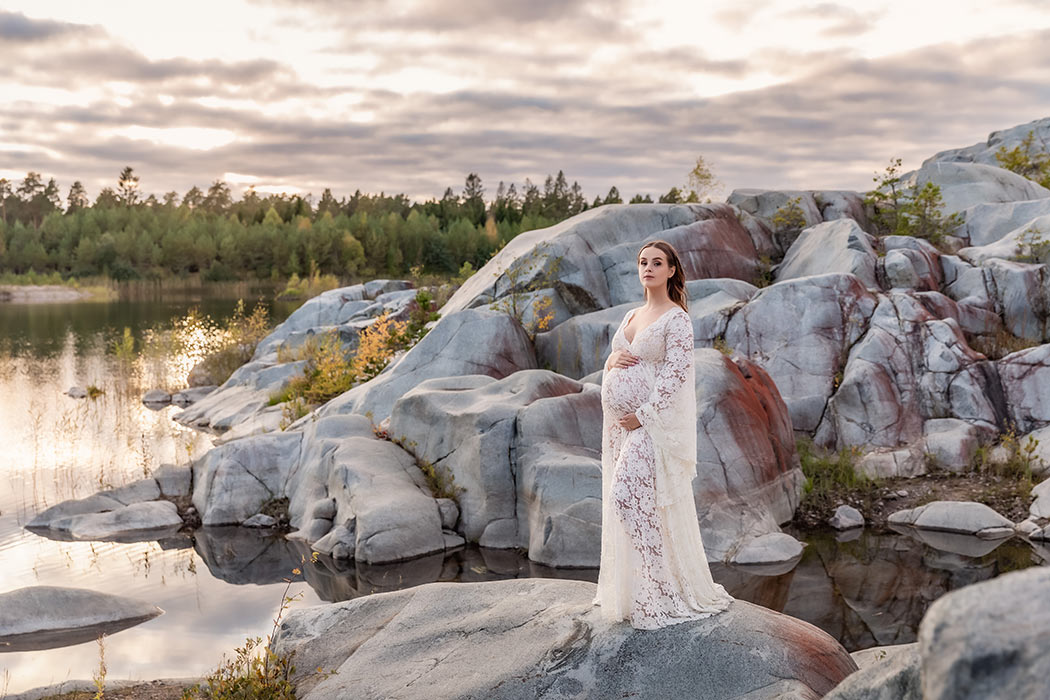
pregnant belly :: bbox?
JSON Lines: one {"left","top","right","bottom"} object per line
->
{"left": 602, "top": 363, "right": 652, "bottom": 417}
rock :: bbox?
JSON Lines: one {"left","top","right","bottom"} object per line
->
{"left": 440, "top": 204, "right": 762, "bottom": 320}
{"left": 1016, "top": 517, "right": 1042, "bottom": 537}
{"left": 535, "top": 278, "right": 755, "bottom": 378}
{"left": 954, "top": 198, "right": 1050, "bottom": 247}
{"left": 153, "top": 464, "right": 192, "bottom": 497}
{"left": 725, "top": 273, "right": 878, "bottom": 433}
{"left": 775, "top": 219, "right": 879, "bottom": 289}
{"left": 818, "top": 292, "right": 1005, "bottom": 459}
{"left": 829, "top": 505, "right": 864, "bottom": 530}
{"left": 242, "top": 513, "right": 277, "bottom": 528}
{"left": 212, "top": 404, "right": 286, "bottom": 443}
{"left": 731, "top": 531, "right": 805, "bottom": 565}
{"left": 141, "top": 389, "right": 171, "bottom": 405}
{"left": 998, "top": 344, "right": 1050, "bottom": 432}
{"left": 1030, "top": 477, "right": 1050, "bottom": 519}
{"left": 886, "top": 500, "right": 1014, "bottom": 537}
{"left": 99, "top": 477, "right": 161, "bottom": 505}
{"left": 926, "top": 116, "right": 1050, "bottom": 169}
{"left": 923, "top": 419, "right": 982, "bottom": 472}
{"left": 727, "top": 188, "right": 867, "bottom": 251}
{"left": 855, "top": 447, "right": 926, "bottom": 479}
{"left": 281, "top": 415, "right": 447, "bottom": 564}
{"left": 66, "top": 500, "right": 183, "bottom": 541}
{"left": 514, "top": 381, "right": 603, "bottom": 565}
{"left": 900, "top": 161, "right": 1050, "bottom": 218}
{"left": 272, "top": 579, "right": 856, "bottom": 700}
{"left": 320, "top": 308, "right": 537, "bottom": 424}
{"left": 882, "top": 236, "right": 942, "bottom": 292}
{"left": 388, "top": 370, "right": 583, "bottom": 546}
{"left": 192, "top": 431, "right": 304, "bottom": 525}
{"left": 918, "top": 566, "right": 1050, "bottom": 700}
{"left": 66, "top": 386, "right": 87, "bottom": 398}
{"left": 175, "top": 359, "right": 308, "bottom": 432}
{"left": 26, "top": 492, "right": 124, "bottom": 530}
{"left": 849, "top": 642, "right": 919, "bottom": 671}
{"left": 436, "top": 498, "right": 459, "bottom": 530}
{"left": 171, "top": 385, "right": 217, "bottom": 407}
{"left": 825, "top": 643, "right": 920, "bottom": 700}
{"left": 0, "top": 586, "right": 163, "bottom": 652}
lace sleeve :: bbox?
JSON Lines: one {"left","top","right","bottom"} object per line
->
{"left": 636, "top": 311, "right": 692, "bottom": 425}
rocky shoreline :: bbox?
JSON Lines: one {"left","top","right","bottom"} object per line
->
{"left": 0, "top": 284, "right": 93, "bottom": 303}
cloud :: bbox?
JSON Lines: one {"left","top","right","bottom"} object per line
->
{"left": 3, "top": 5, "right": 1050, "bottom": 205}
{"left": 0, "top": 11, "right": 95, "bottom": 42}
{"left": 782, "top": 3, "right": 882, "bottom": 39}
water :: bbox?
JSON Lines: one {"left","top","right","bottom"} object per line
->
{"left": 0, "top": 291, "right": 1043, "bottom": 693}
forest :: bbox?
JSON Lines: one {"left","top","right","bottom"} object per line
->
{"left": 0, "top": 166, "right": 707, "bottom": 282}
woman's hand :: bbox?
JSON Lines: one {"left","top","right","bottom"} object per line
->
{"left": 618, "top": 413, "right": 641, "bottom": 430}
{"left": 606, "top": 349, "right": 640, "bottom": 371}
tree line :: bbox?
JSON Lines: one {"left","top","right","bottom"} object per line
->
{"left": 0, "top": 160, "right": 718, "bottom": 281}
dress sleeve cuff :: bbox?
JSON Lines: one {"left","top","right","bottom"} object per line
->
{"left": 635, "top": 402, "right": 654, "bottom": 427}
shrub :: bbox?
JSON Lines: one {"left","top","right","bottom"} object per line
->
{"left": 797, "top": 437, "right": 877, "bottom": 513}
{"left": 192, "top": 300, "right": 271, "bottom": 385}
{"left": 995, "top": 129, "right": 1050, "bottom": 189}
{"left": 864, "top": 158, "right": 962, "bottom": 244}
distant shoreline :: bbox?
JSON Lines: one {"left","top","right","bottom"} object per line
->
{"left": 0, "top": 284, "right": 94, "bottom": 303}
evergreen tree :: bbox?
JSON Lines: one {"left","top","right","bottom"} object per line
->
{"left": 117, "top": 166, "right": 140, "bottom": 206}
{"left": 66, "top": 181, "right": 89, "bottom": 212}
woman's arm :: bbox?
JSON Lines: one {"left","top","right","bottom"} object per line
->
{"left": 635, "top": 312, "right": 692, "bottom": 427}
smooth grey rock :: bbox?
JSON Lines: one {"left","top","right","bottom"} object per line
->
{"left": 726, "top": 273, "right": 878, "bottom": 433}
{"left": 854, "top": 447, "right": 926, "bottom": 479}
{"left": 142, "top": 389, "right": 171, "bottom": 405}
{"left": 175, "top": 359, "right": 308, "bottom": 432}
{"left": 955, "top": 198, "right": 1050, "bottom": 246}
{"left": 829, "top": 505, "right": 864, "bottom": 530}
{"left": 731, "top": 531, "right": 805, "bottom": 565}
{"left": 436, "top": 498, "right": 459, "bottom": 530}
{"left": 923, "top": 419, "right": 982, "bottom": 472}
{"left": 850, "top": 643, "right": 919, "bottom": 671}
{"left": 998, "top": 344, "right": 1050, "bottom": 432}
{"left": 153, "top": 464, "right": 192, "bottom": 497}
{"left": 927, "top": 116, "right": 1050, "bottom": 169}
{"left": 99, "top": 477, "right": 161, "bottom": 505}
{"left": 440, "top": 204, "right": 757, "bottom": 320}
{"left": 917, "top": 566, "right": 1050, "bottom": 700}
{"left": 280, "top": 415, "right": 446, "bottom": 564}
{"left": 776, "top": 219, "right": 879, "bottom": 289}
{"left": 389, "top": 370, "right": 581, "bottom": 545}
{"left": 901, "top": 161, "right": 1050, "bottom": 217}
{"left": 242, "top": 513, "right": 277, "bottom": 528}
{"left": 171, "top": 385, "right": 217, "bottom": 407}
{"left": 887, "top": 500, "right": 1014, "bottom": 536}
{"left": 826, "top": 643, "right": 920, "bottom": 700}
{"left": 68, "top": 500, "right": 182, "bottom": 541}
{"left": 321, "top": 308, "right": 537, "bottom": 424}
{"left": 0, "top": 586, "right": 163, "bottom": 652}
{"left": 192, "top": 431, "right": 304, "bottom": 525}
{"left": 26, "top": 492, "right": 124, "bottom": 530}
{"left": 1030, "top": 477, "right": 1050, "bottom": 519}
{"left": 272, "top": 578, "right": 857, "bottom": 700}
{"left": 727, "top": 188, "right": 867, "bottom": 251}
{"left": 66, "top": 386, "right": 87, "bottom": 398}
{"left": 312, "top": 522, "right": 355, "bottom": 558}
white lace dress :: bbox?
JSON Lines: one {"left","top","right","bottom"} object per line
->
{"left": 595, "top": 305, "right": 733, "bottom": 629}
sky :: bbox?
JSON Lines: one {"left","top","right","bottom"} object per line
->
{"left": 3, "top": 0, "right": 1050, "bottom": 204}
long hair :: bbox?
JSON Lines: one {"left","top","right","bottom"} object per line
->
{"left": 638, "top": 239, "right": 688, "bottom": 312}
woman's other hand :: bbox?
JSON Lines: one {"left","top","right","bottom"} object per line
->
{"left": 618, "top": 413, "right": 641, "bottom": 430}
{"left": 606, "top": 349, "right": 640, "bottom": 371}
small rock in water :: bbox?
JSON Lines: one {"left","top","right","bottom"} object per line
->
{"left": 828, "top": 504, "right": 864, "bottom": 530}
{"left": 66, "top": 386, "right": 87, "bottom": 399}
{"left": 242, "top": 513, "right": 277, "bottom": 528}
{"left": 142, "top": 389, "right": 171, "bottom": 406}
{"left": 896, "top": 490, "right": 909, "bottom": 498}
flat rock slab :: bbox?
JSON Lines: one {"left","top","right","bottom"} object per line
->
{"left": 274, "top": 578, "right": 856, "bottom": 700}
{"left": 887, "top": 500, "right": 1014, "bottom": 537}
{"left": 0, "top": 586, "right": 163, "bottom": 652}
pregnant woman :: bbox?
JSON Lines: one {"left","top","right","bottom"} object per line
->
{"left": 595, "top": 239, "right": 733, "bottom": 629}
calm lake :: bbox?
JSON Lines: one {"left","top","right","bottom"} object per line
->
{"left": 0, "top": 288, "right": 1043, "bottom": 693}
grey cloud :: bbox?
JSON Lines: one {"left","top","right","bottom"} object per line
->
{"left": 5, "top": 27, "right": 1050, "bottom": 204}
{"left": 0, "top": 11, "right": 95, "bottom": 42}
{"left": 781, "top": 3, "right": 882, "bottom": 39}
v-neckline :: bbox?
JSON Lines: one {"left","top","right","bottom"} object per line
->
{"left": 623, "top": 306, "right": 678, "bottom": 346}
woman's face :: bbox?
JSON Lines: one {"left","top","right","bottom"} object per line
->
{"left": 638, "top": 246, "right": 675, "bottom": 297}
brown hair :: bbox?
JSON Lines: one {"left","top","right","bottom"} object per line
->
{"left": 638, "top": 239, "right": 688, "bottom": 312}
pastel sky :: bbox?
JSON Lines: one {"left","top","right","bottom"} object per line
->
{"left": 3, "top": 0, "right": 1050, "bottom": 202}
